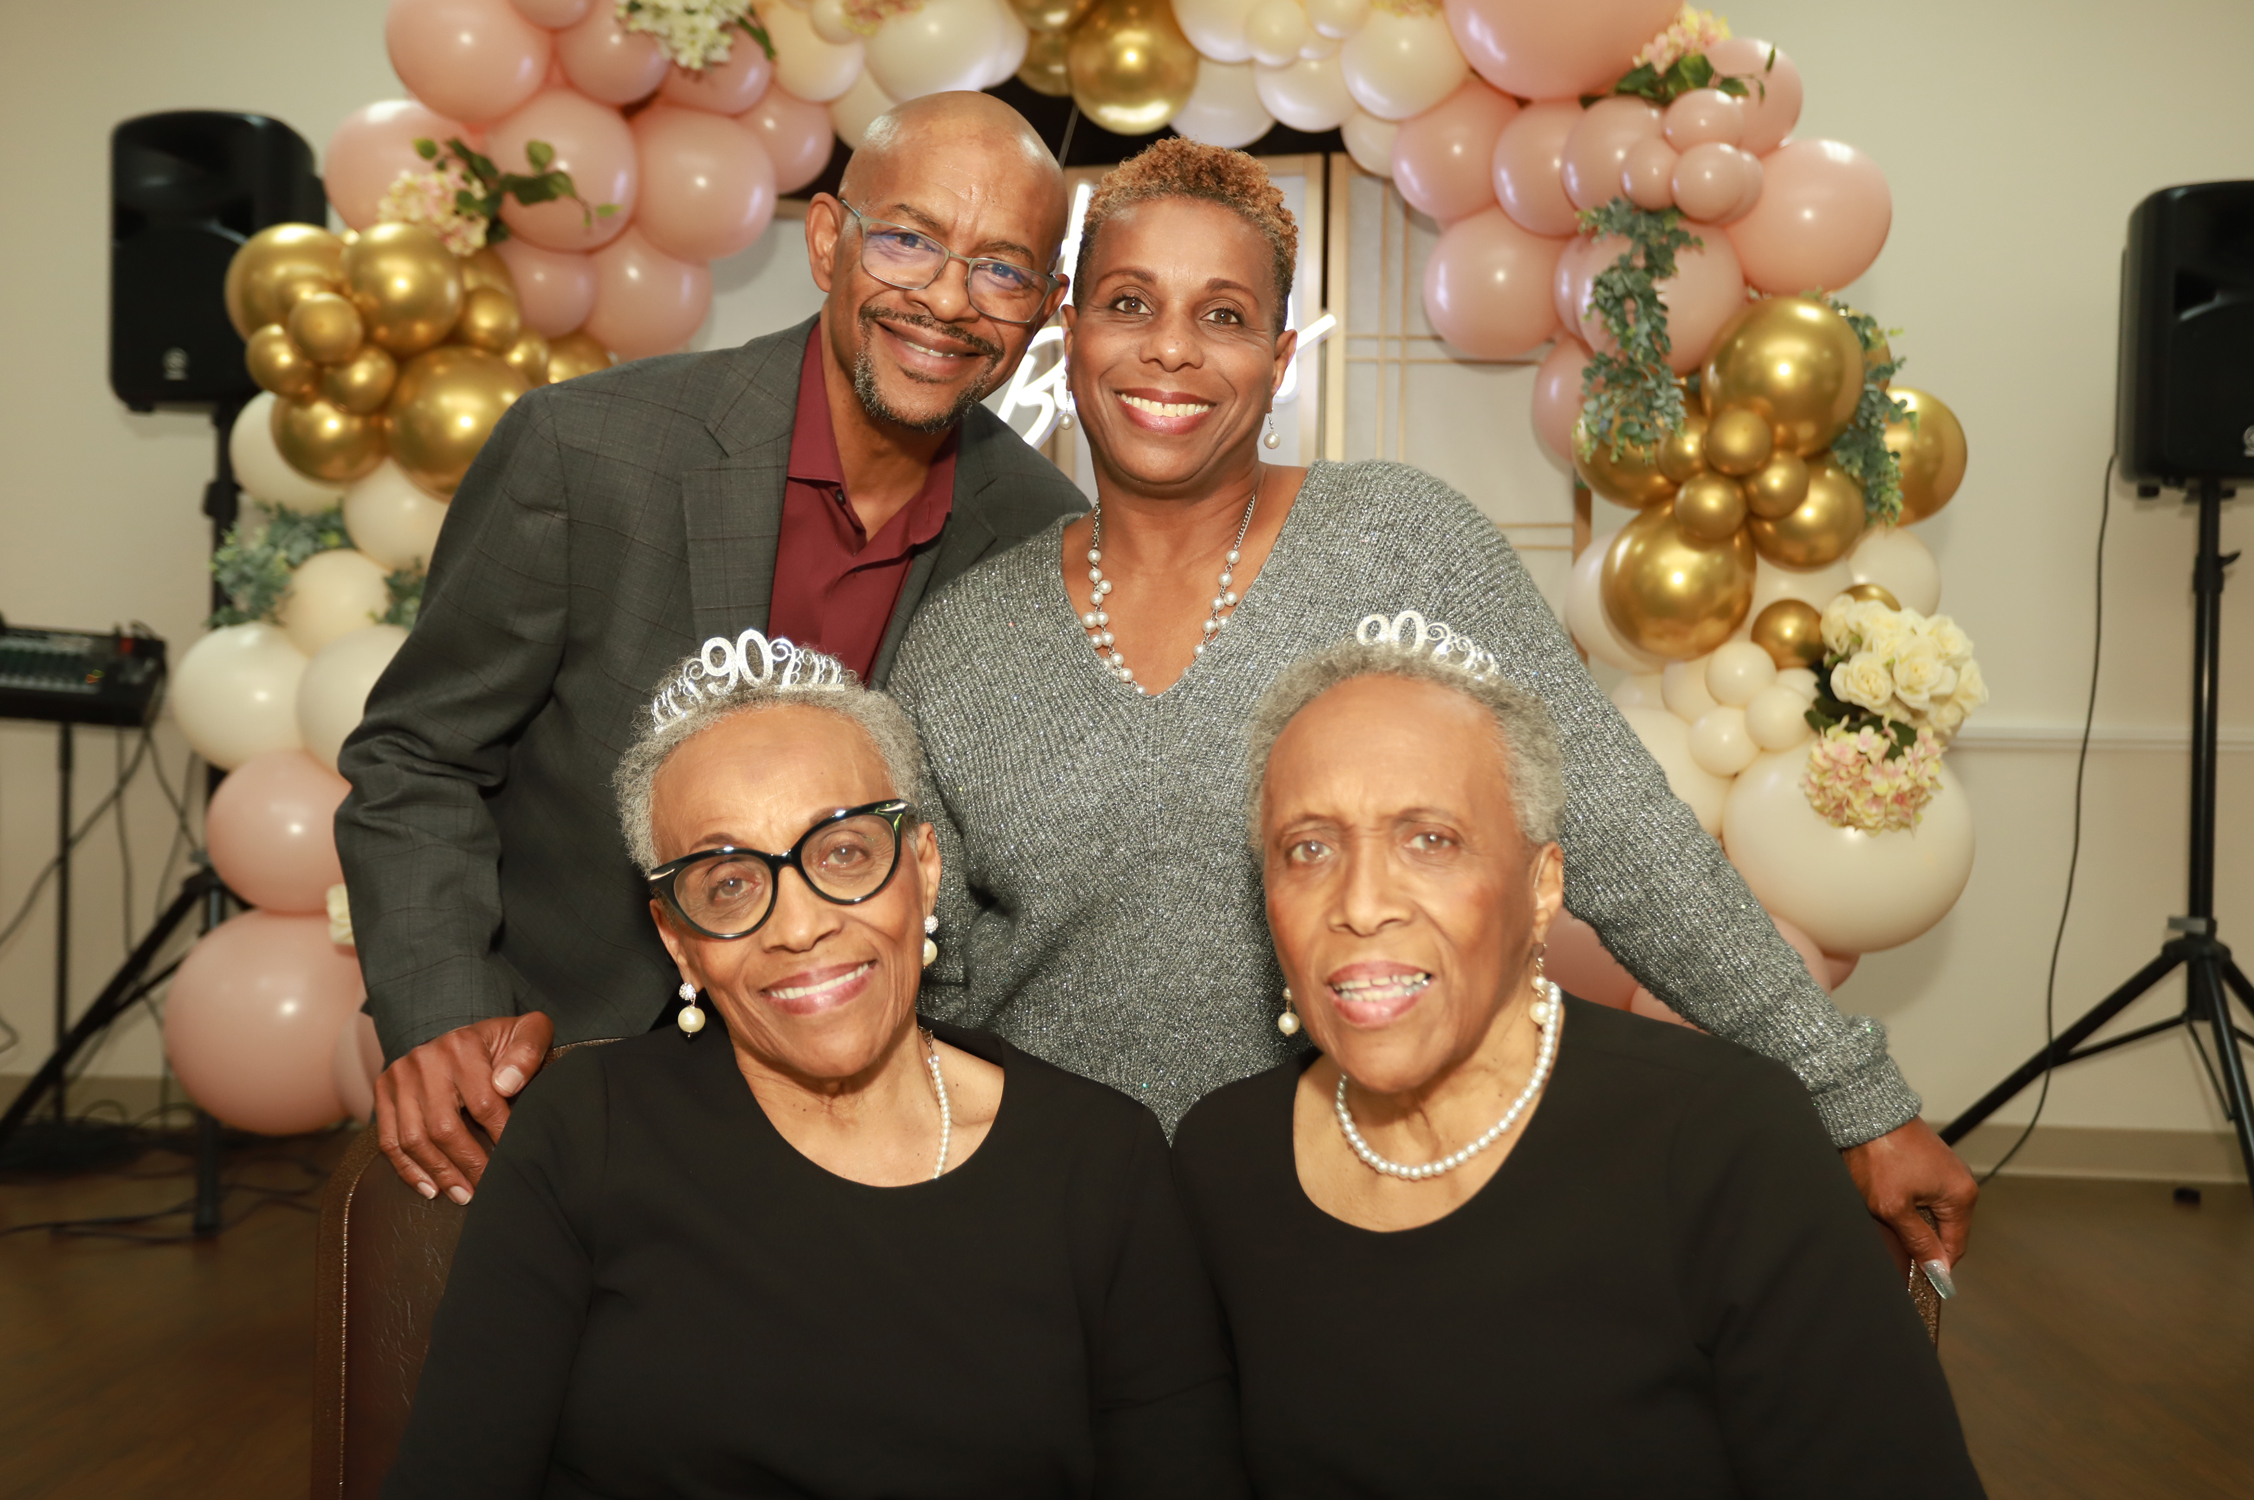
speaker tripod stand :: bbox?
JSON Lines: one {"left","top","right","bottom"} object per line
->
{"left": 1941, "top": 475, "right": 2254, "bottom": 1196}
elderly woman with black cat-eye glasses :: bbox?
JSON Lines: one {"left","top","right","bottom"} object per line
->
{"left": 383, "top": 637, "right": 1246, "bottom": 1500}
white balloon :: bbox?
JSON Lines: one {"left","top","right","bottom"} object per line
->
{"left": 866, "top": 0, "right": 1006, "bottom": 99}
{"left": 984, "top": 0, "right": 1030, "bottom": 88}
{"left": 171, "top": 623, "right": 308, "bottom": 770}
{"left": 1745, "top": 684, "right": 1814, "bottom": 751}
{"left": 1170, "top": 59, "right": 1276, "bottom": 149}
{"left": 1688, "top": 705, "right": 1758, "bottom": 777}
{"left": 1254, "top": 54, "right": 1354, "bottom": 131}
{"left": 1337, "top": 8, "right": 1465, "bottom": 121}
{"left": 1299, "top": 31, "right": 1338, "bottom": 60}
{"left": 341, "top": 460, "right": 449, "bottom": 573}
{"left": 1661, "top": 656, "right": 1716, "bottom": 721}
{"left": 1567, "top": 538, "right": 1663, "bottom": 673}
{"left": 230, "top": 393, "right": 344, "bottom": 514}
{"left": 1245, "top": 0, "right": 1310, "bottom": 68}
{"left": 1704, "top": 640, "right": 1777, "bottom": 707}
{"left": 808, "top": 0, "right": 856, "bottom": 44}
{"left": 1777, "top": 666, "right": 1819, "bottom": 701}
{"left": 765, "top": 1, "right": 867, "bottom": 102}
{"left": 297, "top": 624, "right": 408, "bottom": 773}
{"left": 830, "top": 67, "right": 898, "bottom": 151}
{"left": 1620, "top": 706, "right": 1730, "bottom": 837}
{"left": 1305, "top": 0, "right": 1368, "bottom": 38}
{"left": 1340, "top": 108, "right": 1398, "bottom": 176}
{"left": 1849, "top": 525, "right": 1942, "bottom": 615}
{"left": 280, "top": 549, "right": 394, "bottom": 657}
{"left": 1175, "top": 0, "right": 1262, "bottom": 64}
{"left": 1609, "top": 672, "right": 1664, "bottom": 712}
{"left": 1724, "top": 750, "right": 1976, "bottom": 953}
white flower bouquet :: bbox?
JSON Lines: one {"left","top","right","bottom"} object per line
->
{"left": 1800, "top": 597, "right": 1989, "bottom": 833}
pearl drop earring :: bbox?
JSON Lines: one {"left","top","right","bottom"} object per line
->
{"left": 676, "top": 980, "right": 705, "bottom": 1038}
{"left": 1276, "top": 984, "right": 1300, "bottom": 1036}
{"left": 922, "top": 912, "right": 939, "bottom": 968}
{"left": 1262, "top": 412, "right": 1280, "bottom": 450}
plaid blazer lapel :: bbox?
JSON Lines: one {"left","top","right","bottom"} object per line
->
{"left": 681, "top": 318, "right": 816, "bottom": 644}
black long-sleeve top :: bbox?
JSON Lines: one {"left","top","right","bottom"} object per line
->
{"left": 1171, "top": 998, "right": 1986, "bottom": 1500}
{"left": 384, "top": 1019, "right": 1248, "bottom": 1500}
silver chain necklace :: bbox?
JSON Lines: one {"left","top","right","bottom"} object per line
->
{"left": 1080, "top": 487, "right": 1259, "bottom": 694}
{"left": 1335, "top": 982, "right": 1563, "bottom": 1181}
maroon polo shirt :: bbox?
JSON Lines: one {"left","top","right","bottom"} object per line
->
{"left": 766, "top": 331, "right": 957, "bottom": 680}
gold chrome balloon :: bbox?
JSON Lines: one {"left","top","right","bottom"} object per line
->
{"left": 271, "top": 395, "right": 385, "bottom": 484}
{"left": 1843, "top": 582, "right": 1901, "bottom": 610}
{"left": 1068, "top": 0, "right": 1200, "bottom": 135}
{"left": 1013, "top": 0, "right": 1095, "bottom": 29}
{"left": 457, "top": 286, "right": 525, "bottom": 354}
{"left": 1019, "top": 28, "right": 1074, "bottom": 96}
{"left": 1600, "top": 506, "right": 1756, "bottom": 660}
{"left": 1883, "top": 388, "right": 1968, "bottom": 523}
{"left": 1750, "top": 599, "right": 1826, "bottom": 670}
{"left": 224, "top": 225, "right": 345, "bottom": 339}
{"left": 321, "top": 344, "right": 399, "bottom": 415}
{"left": 1702, "top": 296, "right": 1865, "bottom": 458}
{"left": 461, "top": 246, "right": 517, "bottom": 298}
{"left": 545, "top": 331, "right": 615, "bottom": 383}
{"left": 1748, "top": 456, "right": 1866, "bottom": 568}
{"left": 387, "top": 346, "right": 528, "bottom": 497}
{"left": 503, "top": 329, "right": 552, "bottom": 387}
{"left": 1673, "top": 473, "right": 1748, "bottom": 544}
{"left": 245, "top": 324, "right": 319, "bottom": 398}
{"left": 286, "top": 292, "right": 365, "bottom": 365}
{"left": 1657, "top": 413, "right": 1709, "bottom": 484}
{"left": 1744, "top": 450, "right": 1809, "bottom": 519}
{"left": 1703, "top": 405, "right": 1774, "bottom": 477}
{"left": 342, "top": 222, "right": 466, "bottom": 358}
{"left": 1574, "top": 421, "right": 1675, "bottom": 507}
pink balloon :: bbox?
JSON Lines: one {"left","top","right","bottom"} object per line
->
{"left": 1531, "top": 335, "right": 1591, "bottom": 471}
{"left": 1392, "top": 80, "right": 1519, "bottom": 227}
{"left": 384, "top": 0, "right": 551, "bottom": 125}
{"left": 1443, "top": 0, "right": 1678, "bottom": 100}
{"left": 492, "top": 235, "right": 599, "bottom": 335}
{"left": 330, "top": 1011, "right": 384, "bottom": 1124}
{"left": 511, "top": 0, "right": 591, "bottom": 24}
{"left": 488, "top": 90, "right": 639, "bottom": 250}
{"left": 1655, "top": 230, "right": 1745, "bottom": 374}
{"left": 738, "top": 88, "right": 834, "bottom": 197}
{"left": 1620, "top": 136, "right": 1676, "bottom": 210}
{"left": 555, "top": 2, "right": 670, "bottom": 105}
{"left": 1628, "top": 986, "right": 1702, "bottom": 1030}
{"left": 1545, "top": 912, "right": 1636, "bottom": 1007}
{"left": 163, "top": 912, "right": 363, "bottom": 1136}
{"left": 1662, "top": 87, "right": 1744, "bottom": 150}
{"left": 1490, "top": 99, "right": 1582, "bottom": 238}
{"left": 1717, "top": 150, "right": 1764, "bottom": 225}
{"left": 325, "top": 100, "right": 468, "bottom": 231}
{"left": 584, "top": 227, "right": 713, "bottom": 358}
{"left": 631, "top": 105, "right": 777, "bottom": 262}
{"left": 1561, "top": 96, "right": 1659, "bottom": 212}
{"left": 1770, "top": 911, "right": 1835, "bottom": 994}
{"left": 1673, "top": 141, "right": 1755, "bottom": 223}
{"left": 1422, "top": 207, "right": 1564, "bottom": 360}
{"left": 205, "top": 750, "right": 350, "bottom": 914}
{"left": 1825, "top": 950, "right": 1861, "bottom": 989}
{"left": 1706, "top": 37, "right": 1802, "bottom": 156}
{"left": 1726, "top": 139, "right": 1892, "bottom": 293}
{"left": 1551, "top": 232, "right": 1610, "bottom": 342}
{"left": 660, "top": 41, "right": 773, "bottom": 114}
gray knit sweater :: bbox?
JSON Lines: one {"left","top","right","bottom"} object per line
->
{"left": 888, "top": 460, "right": 1918, "bottom": 1144}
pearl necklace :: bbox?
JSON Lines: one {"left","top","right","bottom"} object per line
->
{"left": 922, "top": 1027, "right": 952, "bottom": 1181}
{"left": 1334, "top": 982, "right": 1563, "bottom": 1181}
{"left": 1080, "top": 489, "right": 1258, "bottom": 694}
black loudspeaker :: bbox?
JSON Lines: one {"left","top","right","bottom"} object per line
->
{"left": 2117, "top": 180, "right": 2254, "bottom": 489}
{"left": 110, "top": 112, "right": 326, "bottom": 412}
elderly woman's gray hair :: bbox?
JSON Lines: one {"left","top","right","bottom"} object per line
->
{"left": 613, "top": 642, "right": 925, "bottom": 873}
{"left": 1245, "top": 640, "right": 1567, "bottom": 848}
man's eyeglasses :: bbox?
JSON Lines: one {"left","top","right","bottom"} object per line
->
{"left": 647, "top": 800, "right": 916, "bottom": 941}
{"left": 840, "top": 200, "right": 1055, "bottom": 326}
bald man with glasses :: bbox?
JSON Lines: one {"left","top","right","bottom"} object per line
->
{"left": 337, "top": 93, "right": 1088, "bottom": 1201}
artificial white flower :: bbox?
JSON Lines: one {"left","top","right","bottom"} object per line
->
{"left": 1831, "top": 652, "right": 1899, "bottom": 715}
{"left": 1891, "top": 637, "right": 1960, "bottom": 713}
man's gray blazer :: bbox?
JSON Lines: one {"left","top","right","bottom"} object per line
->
{"left": 336, "top": 316, "right": 1088, "bottom": 1061}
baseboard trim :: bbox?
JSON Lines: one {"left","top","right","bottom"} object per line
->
{"left": 1949, "top": 1121, "right": 2248, "bottom": 1183}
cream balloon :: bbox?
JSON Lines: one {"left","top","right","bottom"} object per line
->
{"left": 1174, "top": 0, "right": 1261, "bottom": 63}
{"left": 1777, "top": 666, "right": 1820, "bottom": 700}
{"left": 1566, "top": 537, "right": 1662, "bottom": 673}
{"left": 829, "top": 67, "right": 898, "bottom": 149}
{"left": 985, "top": 0, "right": 1031, "bottom": 87}
{"left": 761, "top": 0, "right": 867, "bottom": 101}
{"left": 1306, "top": 0, "right": 1367, "bottom": 36}
{"left": 1847, "top": 525, "right": 1941, "bottom": 615}
{"left": 230, "top": 393, "right": 345, "bottom": 514}
{"left": 1744, "top": 684, "right": 1814, "bottom": 751}
{"left": 1254, "top": 53, "right": 1354, "bottom": 131}
{"left": 866, "top": 0, "right": 1009, "bottom": 98}
{"left": 1299, "top": 29, "right": 1337, "bottom": 59}
{"left": 1660, "top": 656, "right": 1716, "bottom": 721}
{"left": 1245, "top": 0, "right": 1310, "bottom": 68}
{"left": 279, "top": 549, "right": 394, "bottom": 657}
{"left": 1704, "top": 640, "right": 1778, "bottom": 707}
{"left": 1340, "top": 108, "right": 1398, "bottom": 176}
{"left": 808, "top": 0, "right": 855, "bottom": 43}
{"left": 341, "top": 460, "right": 450, "bottom": 572}
{"left": 1735, "top": 553, "right": 1854, "bottom": 637}
{"left": 1338, "top": 8, "right": 1465, "bottom": 121}
{"left": 1619, "top": 706, "right": 1730, "bottom": 836}
{"left": 170, "top": 624, "right": 309, "bottom": 770}
{"left": 1723, "top": 750, "right": 1976, "bottom": 953}
{"left": 296, "top": 625, "right": 409, "bottom": 772}
{"left": 1170, "top": 58, "right": 1274, "bottom": 148}
{"left": 1609, "top": 671, "right": 1664, "bottom": 712}
{"left": 1688, "top": 705, "right": 1758, "bottom": 777}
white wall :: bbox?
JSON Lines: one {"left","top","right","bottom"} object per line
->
{"left": 6, "top": 1, "right": 2254, "bottom": 1153}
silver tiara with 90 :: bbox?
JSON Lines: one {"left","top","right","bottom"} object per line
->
{"left": 1355, "top": 610, "right": 1501, "bottom": 679}
{"left": 649, "top": 629, "right": 847, "bottom": 728}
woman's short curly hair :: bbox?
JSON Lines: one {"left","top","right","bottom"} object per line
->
{"left": 1075, "top": 138, "right": 1299, "bottom": 331}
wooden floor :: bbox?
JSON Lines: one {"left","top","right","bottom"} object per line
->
{"left": 0, "top": 1144, "right": 2247, "bottom": 1498}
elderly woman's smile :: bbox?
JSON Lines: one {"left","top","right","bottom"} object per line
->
{"left": 1325, "top": 963, "right": 1435, "bottom": 1025}
{"left": 763, "top": 960, "right": 877, "bottom": 1014}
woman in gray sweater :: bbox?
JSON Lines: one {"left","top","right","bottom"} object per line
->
{"left": 884, "top": 138, "right": 1975, "bottom": 1267}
